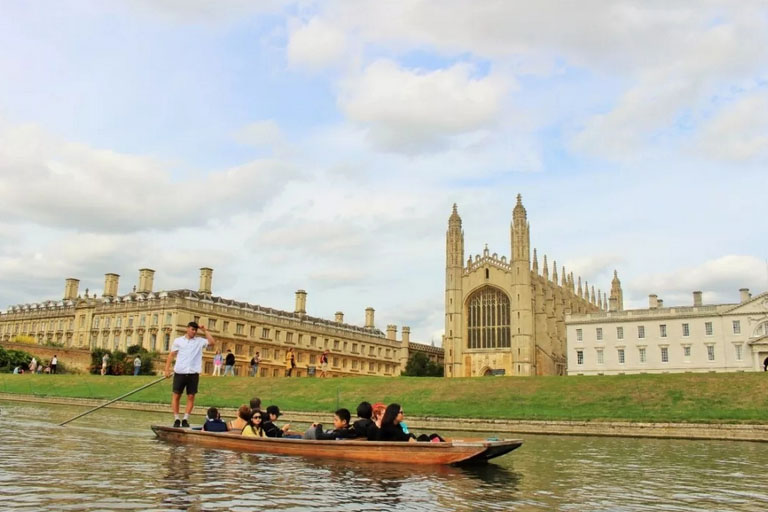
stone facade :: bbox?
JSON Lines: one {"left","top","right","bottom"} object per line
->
{"left": 0, "top": 268, "right": 420, "bottom": 377}
{"left": 567, "top": 289, "right": 768, "bottom": 375}
{"left": 444, "top": 195, "right": 608, "bottom": 377}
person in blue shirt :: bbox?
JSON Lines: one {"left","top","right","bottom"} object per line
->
{"left": 202, "top": 407, "right": 229, "bottom": 432}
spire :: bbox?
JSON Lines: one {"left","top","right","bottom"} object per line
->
{"left": 610, "top": 269, "right": 624, "bottom": 311}
{"left": 512, "top": 193, "right": 527, "bottom": 221}
{"left": 577, "top": 277, "right": 583, "bottom": 297}
{"left": 510, "top": 193, "right": 530, "bottom": 264}
{"left": 532, "top": 249, "right": 539, "bottom": 274}
{"left": 449, "top": 203, "right": 462, "bottom": 226}
{"left": 597, "top": 290, "right": 602, "bottom": 309}
{"left": 542, "top": 255, "right": 549, "bottom": 280}
{"left": 603, "top": 294, "right": 608, "bottom": 311}
{"left": 591, "top": 285, "right": 596, "bottom": 304}
{"left": 446, "top": 203, "right": 464, "bottom": 269}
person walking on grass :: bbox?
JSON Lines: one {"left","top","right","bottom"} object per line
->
{"left": 133, "top": 355, "right": 142, "bottom": 376}
{"left": 101, "top": 353, "right": 110, "bottom": 375}
{"left": 319, "top": 350, "right": 329, "bottom": 378}
{"left": 164, "top": 321, "right": 216, "bottom": 428}
{"left": 212, "top": 349, "right": 223, "bottom": 376}
{"left": 249, "top": 352, "right": 260, "bottom": 377}
{"left": 50, "top": 355, "right": 58, "bottom": 374}
{"left": 285, "top": 347, "right": 296, "bottom": 377}
{"left": 223, "top": 349, "right": 236, "bottom": 376}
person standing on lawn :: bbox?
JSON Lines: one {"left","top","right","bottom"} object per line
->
{"left": 164, "top": 321, "right": 215, "bottom": 427}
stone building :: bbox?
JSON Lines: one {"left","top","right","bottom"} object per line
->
{"left": 0, "top": 268, "right": 417, "bottom": 377}
{"left": 567, "top": 289, "right": 768, "bottom": 375}
{"left": 444, "top": 195, "right": 609, "bottom": 377}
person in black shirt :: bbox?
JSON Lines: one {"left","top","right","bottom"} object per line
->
{"left": 376, "top": 403, "right": 414, "bottom": 442}
{"left": 352, "top": 401, "right": 375, "bottom": 439}
{"left": 224, "top": 350, "right": 236, "bottom": 376}
{"left": 306, "top": 408, "right": 357, "bottom": 440}
{"left": 262, "top": 405, "right": 291, "bottom": 437}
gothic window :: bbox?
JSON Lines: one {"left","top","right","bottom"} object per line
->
{"left": 466, "top": 287, "right": 511, "bottom": 349}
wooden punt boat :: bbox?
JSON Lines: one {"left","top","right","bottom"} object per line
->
{"left": 151, "top": 426, "right": 522, "bottom": 465}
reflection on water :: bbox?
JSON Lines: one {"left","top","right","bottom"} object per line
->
{"left": 1, "top": 400, "right": 767, "bottom": 511}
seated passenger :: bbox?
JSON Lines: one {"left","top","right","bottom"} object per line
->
{"left": 227, "top": 405, "right": 251, "bottom": 433}
{"left": 241, "top": 410, "right": 265, "bottom": 438}
{"left": 367, "top": 402, "right": 387, "bottom": 440}
{"left": 249, "top": 397, "right": 263, "bottom": 420}
{"left": 352, "top": 401, "right": 375, "bottom": 439}
{"left": 376, "top": 403, "right": 415, "bottom": 442}
{"left": 262, "top": 405, "right": 291, "bottom": 438}
{"left": 304, "top": 408, "right": 357, "bottom": 440}
{"left": 202, "top": 407, "right": 229, "bottom": 432}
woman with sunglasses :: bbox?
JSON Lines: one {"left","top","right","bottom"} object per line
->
{"left": 376, "top": 403, "right": 415, "bottom": 442}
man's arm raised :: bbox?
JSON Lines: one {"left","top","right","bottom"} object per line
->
{"left": 199, "top": 324, "right": 215, "bottom": 346}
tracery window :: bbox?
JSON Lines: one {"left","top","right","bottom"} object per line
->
{"left": 467, "top": 287, "right": 511, "bottom": 349}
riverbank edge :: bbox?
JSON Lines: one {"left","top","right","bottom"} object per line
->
{"left": 3, "top": 392, "right": 767, "bottom": 442}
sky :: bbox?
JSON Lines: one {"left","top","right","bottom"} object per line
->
{"left": 1, "top": 1, "right": 767, "bottom": 345}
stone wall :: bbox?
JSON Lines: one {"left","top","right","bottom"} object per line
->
{"left": 0, "top": 342, "right": 92, "bottom": 372}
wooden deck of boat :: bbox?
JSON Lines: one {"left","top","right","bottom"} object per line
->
{"left": 152, "top": 426, "right": 522, "bottom": 465}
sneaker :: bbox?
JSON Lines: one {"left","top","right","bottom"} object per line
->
{"left": 173, "top": 419, "right": 181, "bottom": 428}
{"left": 181, "top": 419, "right": 190, "bottom": 428}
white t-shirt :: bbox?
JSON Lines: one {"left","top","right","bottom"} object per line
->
{"left": 52, "top": 357, "right": 58, "bottom": 365}
{"left": 172, "top": 335, "right": 209, "bottom": 374}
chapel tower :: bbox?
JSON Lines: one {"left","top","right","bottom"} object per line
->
{"left": 510, "top": 194, "right": 534, "bottom": 375}
{"left": 444, "top": 204, "right": 464, "bottom": 377}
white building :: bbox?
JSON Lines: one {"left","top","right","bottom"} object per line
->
{"left": 566, "top": 289, "right": 768, "bottom": 375}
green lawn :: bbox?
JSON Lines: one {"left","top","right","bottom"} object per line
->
{"left": 2, "top": 372, "right": 767, "bottom": 423}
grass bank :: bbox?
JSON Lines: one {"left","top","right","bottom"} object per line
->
{"left": 1, "top": 372, "right": 767, "bottom": 423}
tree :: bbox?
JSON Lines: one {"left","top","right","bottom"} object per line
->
{"left": 0, "top": 346, "right": 33, "bottom": 372}
{"left": 402, "top": 352, "right": 444, "bottom": 377}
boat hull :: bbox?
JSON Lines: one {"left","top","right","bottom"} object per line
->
{"left": 151, "top": 426, "right": 522, "bottom": 466}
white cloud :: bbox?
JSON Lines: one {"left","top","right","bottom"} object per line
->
{"left": 339, "top": 60, "right": 509, "bottom": 153}
{"left": 232, "top": 120, "right": 284, "bottom": 148}
{"left": 287, "top": 18, "right": 347, "bottom": 70}
{"left": 628, "top": 255, "right": 767, "bottom": 307}
{"left": 694, "top": 92, "right": 768, "bottom": 162}
{"left": 0, "top": 121, "right": 299, "bottom": 232}
{"left": 128, "top": 0, "right": 288, "bottom": 23}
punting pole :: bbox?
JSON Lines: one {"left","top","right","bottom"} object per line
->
{"left": 59, "top": 373, "right": 171, "bottom": 426}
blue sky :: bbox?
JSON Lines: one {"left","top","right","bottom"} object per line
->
{"left": 1, "top": 1, "right": 767, "bottom": 344}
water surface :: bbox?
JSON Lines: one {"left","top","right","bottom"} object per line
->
{"left": 1, "top": 400, "right": 766, "bottom": 511}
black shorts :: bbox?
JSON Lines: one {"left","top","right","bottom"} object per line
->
{"left": 172, "top": 373, "right": 199, "bottom": 395}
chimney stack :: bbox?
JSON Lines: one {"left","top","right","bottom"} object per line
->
{"left": 649, "top": 294, "right": 658, "bottom": 309}
{"left": 199, "top": 267, "right": 213, "bottom": 294}
{"left": 294, "top": 290, "right": 307, "bottom": 315}
{"left": 103, "top": 273, "right": 120, "bottom": 298}
{"left": 657, "top": 299, "right": 664, "bottom": 308}
{"left": 64, "top": 278, "right": 80, "bottom": 300}
{"left": 386, "top": 324, "right": 397, "bottom": 340}
{"left": 137, "top": 268, "right": 155, "bottom": 293}
{"left": 335, "top": 311, "right": 344, "bottom": 323}
{"left": 740, "top": 288, "right": 751, "bottom": 303}
{"left": 365, "top": 307, "right": 375, "bottom": 329}
{"left": 693, "top": 291, "right": 703, "bottom": 307}
{"left": 402, "top": 326, "right": 411, "bottom": 344}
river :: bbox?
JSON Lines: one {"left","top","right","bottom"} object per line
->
{"left": 0, "top": 400, "right": 766, "bottom": 511}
